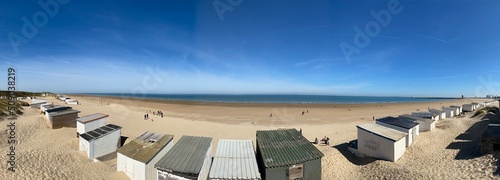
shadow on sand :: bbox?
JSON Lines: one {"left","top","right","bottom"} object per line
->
{"left": 446, "top": 120, "right": 488, "bottom": 160}
{"left": 334, "top": 142, "right": 376, "bottom": 165}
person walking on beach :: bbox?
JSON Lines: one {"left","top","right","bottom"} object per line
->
{"left": 302, "top": 111, "right": 305, "bottom": 115}
{"left": 299, "top": 128, "right": 302, "bottom": 135}
{"left": 270, "top": 113, "right": 272, "bottom": 117}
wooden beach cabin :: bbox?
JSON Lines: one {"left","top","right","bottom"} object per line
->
{"left": 398, "top": 114, "right": 436, "bottom": 132}
{"left": 209, "top": 139, "right": 261, "bottom": 180}
{"left": 357, "top": 123, "right": 407, "bottom": 162}
{"left": 79, "top": 124, "right": 122, "bottom": 160}
{"left": 155, "top": 135, "right": 212, "bottom": 180}
{"left": 256, "top": 129, "right": 323, "bottom": 180}
{"left": 76, "top": 113, "right": 108, "bottom": 136}
{"left": 46, "top": 109, "right": 80, "bottom": 129}
{"left": 376, "top": 116, "right": 419, "bottom": 147}
{"left": 429, "top": 109, "right": 447, "bottom": 120}
{"left": 117, "top": 131, "right": 174, "bottom": 180}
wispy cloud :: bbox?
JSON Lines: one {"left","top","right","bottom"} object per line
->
{"left": 405, "top": 31, "right": 447, "bottom": 43}
{"left": 54, "top": 60, "right": 70, "bottom": 64}
{"left": 294, "top": 57, "right": 342, "bottom": 69}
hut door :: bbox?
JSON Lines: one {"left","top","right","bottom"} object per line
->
{"left": 288, "top": 164, "right": 303, "bottom": 180}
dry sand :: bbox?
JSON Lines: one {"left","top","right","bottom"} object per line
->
{"left": 0, "top": 96, "right": 498, "bottom": 179}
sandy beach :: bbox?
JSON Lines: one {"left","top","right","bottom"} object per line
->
{"left": 0, "top": 96, "right": 498, "bottom": 179}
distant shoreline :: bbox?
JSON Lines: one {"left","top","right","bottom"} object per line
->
{"left": 67, "top": 93, "right": 459, "bottom": 107}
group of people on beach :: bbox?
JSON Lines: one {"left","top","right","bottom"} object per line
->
{"left": 144, "top": 110, "right": 165, "bottom": 120}
{"left": 152, "top": 110, "right": 164, "bottom": 118}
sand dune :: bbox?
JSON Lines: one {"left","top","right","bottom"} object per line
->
{"left": 0, "top": 96, "right": 498, "bottom": 179}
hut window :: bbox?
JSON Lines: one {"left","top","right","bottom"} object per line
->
{"left": 287, "top": 164, "right": 303, "bottom": 180}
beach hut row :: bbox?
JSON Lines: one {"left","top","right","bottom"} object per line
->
{"left": 56, "top": 94, "right": 79, "bottom": 105}
{"left": 78, "top": 126, "right": 321, "bottom": 180}
{"left": 352, "top": 100, "right": 496, "bottom": 162}
{"left": 124, "top": 128, "right": 321, "bottom": 180}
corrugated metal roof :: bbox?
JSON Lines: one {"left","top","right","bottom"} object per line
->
{"left": 398, "top": 114, "right": 434, "bottom": 123}
{"left": 155, "top": 135, "right": 212, "bottom": 177}
{"left": 429, "top": 109, "right": 444, "bottom": 113}
{"left": 80, "top": 124, "right": 121, "bottom": 141}
{"left": 118, "top": 131, "right": 174, "bottom": 164}
{"left": 256, "top": 129, "right": 324, "bottom": 168}
{"left": 209, "top": 140, "right": 261, "bottom": 179}
{"left": 77, "top": 113, "right": 109, "bottom": 123}
{"left": 357, "top": 123, "right": 407, "bottom": 142}
{"left": 50, "top": 109, "right": 81, "bottom": 117}
{"left": 45, "top": 106, "right": 72, "bottom": 113}
{"left": 377, "top": 116, "right": 419, "bottom": 129}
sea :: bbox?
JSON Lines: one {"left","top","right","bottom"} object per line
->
{"left": 78, "top": 93, "right": 456, "bottom": 104}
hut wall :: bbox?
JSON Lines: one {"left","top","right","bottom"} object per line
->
{"left": 93, "top": 130, "right": 120, "bottom": 159}
{"left": 51, "top": 113, "right": 79, "bottom": 129}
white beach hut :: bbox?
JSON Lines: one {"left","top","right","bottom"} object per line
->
{"left": 442, "top": 108, "right": 455, "bottom": 118}
{"left": 357, "top": 123, "right": 407, "bottom": 162}
{"left": 376, "top": 116, "right": 419, "bottom": 147}
{"left": 429, "top": 109, "right": 446, "bottom": 120}
{"left": 209, "top": 140, "right": 261, "bottom": 180}
{"left": 411, "top": 111, "right": 440, "bottom": 121}
{"left": 66, "top": 99, "right": 79, "bottom": 105}
{"left": 117, "top": 132, "right": 174, "bottom": 180}
{"left": 398, "top": 114, "right": 436, "bottom": 132}
{"left": 472, "top": 103, "right": 480, "bottom": 110}
{"left": 450, "top": 106, "right": 462, "bottom": 115}
{"left": 155, "top": 135, "right": 212, "bottom": 180}
{"left": 76, "top": 113, "right": 108, "bottom": 136}
{"left": 30, "top": 102, "right": 46, "bottom": 109}
{"left": 79, "top": 124, "right": 122, "bottom": 160}
{"left": 32, "top": 98, "right": 47, "bottom": 104}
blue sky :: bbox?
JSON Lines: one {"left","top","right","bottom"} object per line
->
{"left": 1, "top": 0, "right": 500, "bottom": 97}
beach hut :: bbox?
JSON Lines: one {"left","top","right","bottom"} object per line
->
{"left": 79, "top": 124, "right": 122, "bottom": 160}
{"left": 256, "top": 129, "right": 323, "bottom": 180}
{"left": 398, "top": 114, "right": 436, "bottom": 132}
{"left": 209, "top": 140, "right": 261, "bottom": 180}
{"left": 463, "top": 104, "right": 474, "bottom": 112}
{"left": 411, "top": 111, "right": 440, "bottom": 121}
{"left": 117, "top": 131, "right": 174, "bottom": 180}
{"left": 357, "top": 123, "right": 407, "bottom": 162}
{"left": 472, "top": 103, "right": 480, "bottom": 110}
{"left": 76, "top": 113, "right": 108, "bottom": 136}
{"left": 155, "top": 135, "right": 213, "bottom": 180}
{"left": 45, "top": 106, "right": 72, "bottom": 120}
{"left": 41, "top": 104, "right": 56, "bottom": 113}
{"left": 30, "top": 102, "right": 46, "bottom": 109}
{"left": 450, "top": 106, "right": 462, "bottom": 115}
{"left": 66, "top": 99, "right": 79, "bottom": 105}
{"left": 429, "top": 109, "right": 446, "bottom": 120}
{"left": 442, "top": 108, "right": 455, "bottom": 118}
{"left": 376, "top": 116, "right": 419, "bottom": 147}
{"left": 32, "top": 98, "right": 47, "bottom": 104}
{"left": 47, "top": 109, "right": 80, "bottom": 129}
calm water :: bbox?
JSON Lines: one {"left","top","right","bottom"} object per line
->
{"left": 78, "top": 93, "right": 456, "bottom": 104}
